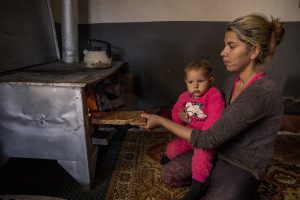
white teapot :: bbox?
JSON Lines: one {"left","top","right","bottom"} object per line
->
{"left": 83, "top": 39, "right": 112, "bottom": 68}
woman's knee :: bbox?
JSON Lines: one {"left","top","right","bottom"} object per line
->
{"left": 161, "top": 153, "right": 193, "bottom": 187}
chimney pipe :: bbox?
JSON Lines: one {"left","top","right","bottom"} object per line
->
{"left": 61, "top": 0, "right": 79, "bottom": 63}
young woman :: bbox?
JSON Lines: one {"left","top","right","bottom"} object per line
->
{"left": 141, "top": 13, "right": 285, "bottom": 200}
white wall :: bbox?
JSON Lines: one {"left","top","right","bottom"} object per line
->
{"left": 51, "top": 0, "right": 300, "bottom": 23}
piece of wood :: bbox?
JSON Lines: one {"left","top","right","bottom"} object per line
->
{"left": 91, "top": 110, "right": 147, "bottom": 126}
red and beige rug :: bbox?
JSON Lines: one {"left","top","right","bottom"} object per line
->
{"left": 105, "top": 130, "right": 300, "bottom": 200}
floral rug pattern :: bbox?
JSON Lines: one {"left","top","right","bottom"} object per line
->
{"left": 106, "top": 130, "right": 300, "bottom": 200}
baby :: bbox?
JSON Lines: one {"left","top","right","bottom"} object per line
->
{"left": 161, "top": 60, "right": 225, "bottom": 200}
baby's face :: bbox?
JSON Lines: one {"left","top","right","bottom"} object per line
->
{"left": 185, "top": 69, "right": 213, "bottom": 98}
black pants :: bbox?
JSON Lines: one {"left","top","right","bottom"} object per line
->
{"left": 161, "top": 151, "right": 261, "bottom": 200}
{"left": 205, "top": 158, "right": 260, "bottom": 200}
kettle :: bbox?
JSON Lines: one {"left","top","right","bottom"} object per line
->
{"left": 83, "top": 39, "right": 112, "bottom": 68}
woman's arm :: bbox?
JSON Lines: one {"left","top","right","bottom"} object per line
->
{"left": 141, "top": 113, "right": 193, "bottom": 142}
{"left": 190, "top": 85, "right": 273, "bottom": 150}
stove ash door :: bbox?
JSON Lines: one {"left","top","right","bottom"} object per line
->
{"left": 0, "top": 83, "right": 98, "bottom": 190}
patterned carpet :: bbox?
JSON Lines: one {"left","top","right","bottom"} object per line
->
{"left": 256, "top": 133, "right": 300, "bottom": 200}
{"left": 106, "top": 129, "right": 300, "bottom": 200}
{"left": 0, "top": 127, "right": 299, "bottom": 200}
{"left": 105, "top": 129, "right": 188, "bottom": 200}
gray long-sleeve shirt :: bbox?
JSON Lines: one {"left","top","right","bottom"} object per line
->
{"left": 190, "top": 74, "right": 283, "bottom": 180}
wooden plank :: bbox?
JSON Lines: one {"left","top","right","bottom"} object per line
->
{"left": 91, "top": 110, "right": 147, "bottom": 126}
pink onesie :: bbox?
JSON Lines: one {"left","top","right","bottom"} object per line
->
{"left": 166, "top": 87, "right": 225, "bottom": 182}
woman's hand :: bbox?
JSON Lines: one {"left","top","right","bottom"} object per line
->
{"left": 178, "top": 107, "right": 191, "bottom": 124}
{"left": 141, "top": 113, "right": 193, "bottom": 142}
{"left": 140, "top": 113, "right": 162, "bottom": 131}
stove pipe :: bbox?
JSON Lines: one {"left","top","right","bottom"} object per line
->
{"left": 61, "top": 0, "right": 79, "bottom": 63}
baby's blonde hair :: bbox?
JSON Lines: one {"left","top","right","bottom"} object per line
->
{"left": 227, "top": 13, "right": 285, "bottom": 66}
{"left": 184, "top": 60, "right": 213, "bottom": 80}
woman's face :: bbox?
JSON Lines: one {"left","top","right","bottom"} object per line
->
{"left": 220, "top": 31, "right": 253, "bottom": 73}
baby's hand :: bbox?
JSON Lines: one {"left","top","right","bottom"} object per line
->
{"left": 178, "top": 107, "right": 191, "bottom": 124}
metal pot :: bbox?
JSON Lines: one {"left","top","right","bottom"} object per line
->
{"left": 83, "top": 39, "right": 112, "bottom": 68}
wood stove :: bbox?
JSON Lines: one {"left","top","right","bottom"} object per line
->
{"left": 0, "top": 62, "right": 123, "bottom": 190}
{"left": 0, "top": 0, "right": 124, "bottom": 190}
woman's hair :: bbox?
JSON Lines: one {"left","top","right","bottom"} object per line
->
{"left": 226, "top": 13, "right": 285, "bottom": 65}
{"left": 184, "top": 60, "right": 213, "bottom": 80}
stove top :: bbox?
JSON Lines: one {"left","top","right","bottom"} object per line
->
{"left": 0, "top": 61, "right": 124, "bottom": 87}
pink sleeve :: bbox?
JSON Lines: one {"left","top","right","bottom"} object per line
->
{"left": 202, "top": 88, "right": 225, "bottom": 130}
{"left": 172, "top": 92, "right": 188, "bottom": 125}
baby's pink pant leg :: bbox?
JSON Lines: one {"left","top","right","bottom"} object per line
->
{"left": 192, "top": 148, "right": 217, "bottom": 182}
{"left": 166, "top": 137, "right": 194, "bottom": 160}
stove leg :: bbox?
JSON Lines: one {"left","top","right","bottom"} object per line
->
{"left": 58, "top": 160, "right": 90, "bottom": 190}
{"left": 57, "top": 146, "right": 98, "bottom": 191}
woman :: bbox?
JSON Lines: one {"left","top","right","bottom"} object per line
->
{"left": 141, "top": 13, "right": 285, "bottom": 200}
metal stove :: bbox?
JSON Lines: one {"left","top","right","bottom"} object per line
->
{"left": 0, "top": 0, "right": 123, "bottom": 190}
